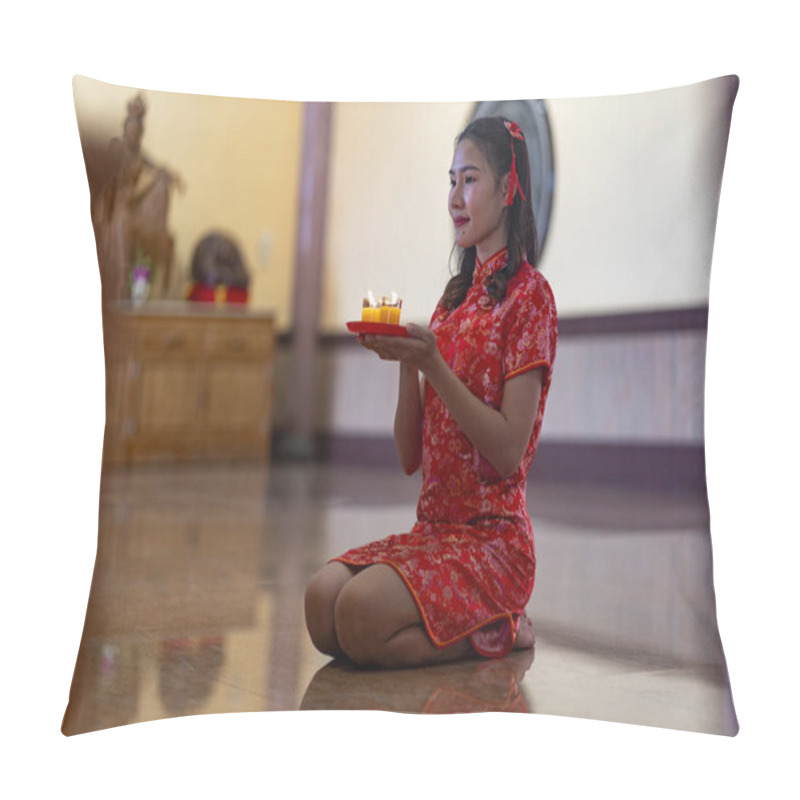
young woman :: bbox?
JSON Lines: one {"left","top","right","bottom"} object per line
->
{"left": 304, "top": 116, "right": 557, "bottom": 668}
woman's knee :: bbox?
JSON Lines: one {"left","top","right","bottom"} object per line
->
{"left": 333, "top": 565, "right": 419, "bottom": 666}
{"left": 333, "top": 578, "right": 379, "bottom": 665}
{"left": 304, "top": 562, "right": 353, "bottom": 656}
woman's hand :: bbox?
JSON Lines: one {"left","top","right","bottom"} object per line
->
{"left": 358, "top": 325, "right": 432, "bottom": 475}
{"left": 359, "top": 323, "right": 442, "bottom": 376}
{"left": 359, "top": 321, "right": 543, "bottom": 479}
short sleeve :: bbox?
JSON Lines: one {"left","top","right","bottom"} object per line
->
{"left": 502, "top": 272, "right": 557, "bottom": 381}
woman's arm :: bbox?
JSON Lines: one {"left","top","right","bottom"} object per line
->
{"left": 393, "top": 362, "right": 424, "bottom": 474}
{"left": 425, "top": 351, "right": 542, "bottom": 479}
{"left": 361, "top": 325, "right": 542, "bottom": 479}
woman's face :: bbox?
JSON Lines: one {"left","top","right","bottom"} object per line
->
{"left": 449, "top": 138, "right": 509, "bottom": 262}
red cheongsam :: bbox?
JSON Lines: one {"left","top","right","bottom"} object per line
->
{"left": 334, "top": 249, "right": 558, "bottom": 657}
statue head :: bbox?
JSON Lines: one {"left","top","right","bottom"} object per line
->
{"left": 123, "top": 94, "right": 146, "bottom": 151}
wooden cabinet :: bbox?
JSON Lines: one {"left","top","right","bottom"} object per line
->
{"left": 103, "top": 302, "right": 276, "bottom": 464}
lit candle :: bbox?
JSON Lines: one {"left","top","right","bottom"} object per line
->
{"left": 362, "top": 291, "right": 380, "bottom": 322}
{"left": 379, "top": 292, "right": 402, "bottom": 325}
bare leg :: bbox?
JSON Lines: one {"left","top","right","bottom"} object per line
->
{"left": 304, "top": 561, "right": 357, "bottom": 656}
{"left": 306, "top": 561, "right": 525, "bottom": 667}
{"left": 333, "top": 564, "right": 473, "bottom": 668}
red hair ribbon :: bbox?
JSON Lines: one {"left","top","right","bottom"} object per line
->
{"left": 504, "top": 120, "right": 526, "bottom": 206}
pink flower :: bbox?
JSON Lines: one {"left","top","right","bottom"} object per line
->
{"left": 504, "top": 120, "right": 524, "bottom": 141}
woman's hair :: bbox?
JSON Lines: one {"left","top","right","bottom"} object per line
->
{"left": 441, "top": 116, "right": 539, "bottom": 310}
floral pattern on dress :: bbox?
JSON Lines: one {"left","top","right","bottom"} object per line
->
{"left": 335, "top": 249, "right": 557, "bottom": 657}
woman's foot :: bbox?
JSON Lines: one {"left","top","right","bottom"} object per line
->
{"left": 513, "top": 612, "right": 535, "bottom": 650}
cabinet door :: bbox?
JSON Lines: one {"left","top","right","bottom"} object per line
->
{"left": 102, "top": 311, "right": 275, "bottom": 463}
{"left": 205, "top": 363, "right": 272, "bottom": 435}
{"left": 137, "top": 362, "right": 206, "bottom": 436}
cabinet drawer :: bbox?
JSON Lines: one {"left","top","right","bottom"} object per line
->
{"left": 207, "top": 320, "right": 274, "bottom": 359}
{"left": 136, "top": 319, "right": 207, "bottom": 358}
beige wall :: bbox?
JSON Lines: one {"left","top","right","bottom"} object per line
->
{"left": 322, "top": 101, "right": 472, "bottom": 330}
{"left": 72, "top": 75, "right": 303, "bottom": 328}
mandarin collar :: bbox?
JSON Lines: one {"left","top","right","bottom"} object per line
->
{"left": 473, "top": 248, "right": 509, "bottom": 286}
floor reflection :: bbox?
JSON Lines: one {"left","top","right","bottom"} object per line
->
{"left": 62, "top": 461, "right": 737, "bottom": 736}
{"left": 301, "top": 648, "right": 535, "bottom": 714}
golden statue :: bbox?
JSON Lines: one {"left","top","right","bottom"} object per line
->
{"left": 93, "top": 94, "right": 184, "bottom": 303}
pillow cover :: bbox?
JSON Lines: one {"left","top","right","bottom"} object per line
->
{"left": 63, "top": 74, "right": 738, "bottom": 737}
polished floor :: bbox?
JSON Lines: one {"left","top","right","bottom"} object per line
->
{"left": 62, "top": 461, "right": 737, "bottom": 736}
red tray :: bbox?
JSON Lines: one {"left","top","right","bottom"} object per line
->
{"left": 346, "top": 321, "right": 410, "bottom": 337}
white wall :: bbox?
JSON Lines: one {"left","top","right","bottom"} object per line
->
{"left": 543, "top": 77, "right": 736, "bottom": 316}
{"left": 322, "top": 77, "right": 736, "bottom": 331}
{"left": 311, "top": 78, "right": 735, "bottom": 443}
{"left": 542, "top": 330, "right": 707, "bottom": 444}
